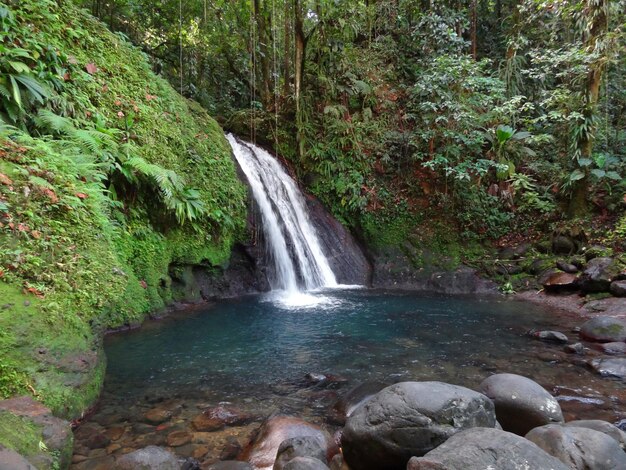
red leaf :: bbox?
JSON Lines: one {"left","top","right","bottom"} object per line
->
{"left": 75, "top": 192, "right": 88, "bottom": 199}
{"left": 85, "top": 63, "right": 98, "bottom": 74}
{"left": 140, "top": 280, "right": 148, "bottom": 289}
{"left": 0, "top": 173, "right": 12, "bottom": 185}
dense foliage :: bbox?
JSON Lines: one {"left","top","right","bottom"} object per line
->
{"left": 0, "top": 0, "right": 246, "bottom": 415}
{"left": 78, "top": 0, "right": 626, "bottom": 249}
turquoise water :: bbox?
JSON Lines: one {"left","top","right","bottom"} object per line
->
{"left": 74, "top": 290, "right": 625, "bottom": 465}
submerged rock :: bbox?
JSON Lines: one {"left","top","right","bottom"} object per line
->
{"left": 239, "top": 416, "right": 336, "bottom": 470}
{"left": 580, "top": 316, "right": 626, "bottom": 343}
{"left": 478, "top": 373, "right": 563, "bottom": 435}
{"left": 407, "top": 427, "right": 568, "bottom": 470}
{"left": 273, "top": 436, "right": 329, "bottom": 470}
{"left": 114, "top": 446, "right": 181, "bottom": 470}
{"left": 191, "top": 406, "right": 253, "bottom": 432}
{"left": 526, "top": 424, "right": 626, "bottom": 469}
{"left": 531, "top": 330, "right": 569, "bottom": 343}
{"left": 341, "top": 381, "right": 496, "bottom": 470}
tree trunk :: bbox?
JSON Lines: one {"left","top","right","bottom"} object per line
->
{"left": 294, "top": 0, "right": 306, "bottom": 160}
{"left": 568, "top": 0, "right": 608, "bottom": 217}
{"left": 254, "top": 0, "right": 272, "bottom": 109}
{"left": 283, "top": 0, "right": 291, "bottom": 98}
{"left": 470, "top": 0, "right": 477, "bottom": 59}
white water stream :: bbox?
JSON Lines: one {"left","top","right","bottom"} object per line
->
{"left": 227, "top": 134, "right": 338, "bottom": 303}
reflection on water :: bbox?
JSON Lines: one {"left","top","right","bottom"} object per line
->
{"left": 73, "top": 290, "right": 626, "bottom": 467}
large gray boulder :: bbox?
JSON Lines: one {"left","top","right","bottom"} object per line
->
{"left": 478, "top": 373, "right": 563, "bottom": 435}
{"left": 564, "top": 420, "right": 626, "bottom": 450}
{"left": 114, "top": 446, "right": 181, "bottom": 470}
{"left": 341, "top": 381, "right": 496, "bottom": 470}
{"left": 526, "top": 424, "right": 626, "bottom": 469}
{"left": 329, "top": 381, "right": 387, "bottom": 425}
{"left": 579, "top": 257, "right": 619, "bottom": 293}
{"left": 406, "top": 427, "right": 568, "bottom": 470}
{"left": 282, "top": 457, "right": 330, "bottom": 470}
{"left": 580, "top": 316, "right": 626, "bottom": 342}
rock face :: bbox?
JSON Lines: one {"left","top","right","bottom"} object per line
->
{"left": 526, "top": 424, "right": 626, "bottom": 469}
{"left": 0, "top": 445, "right": 37, "bottom": 470}
{"left": 341, "top": 381, "right": 496, "bottom": 470}
{"left": 589, "top": 358, "right": 626, "bottom": 379}
{"left": 407, "top": 427, "right": 569, "bottom": 470}
{"left": 115, "top": 446, "right": 181, "bottom": 470}
{"left": 239, "top": 416, "right": 336, "bottom": 470}
{"left": 305, "top": 196, "right": 371, "bottom": 286}
{"left": 564, "top": 420, "right": 626, "bottom": 450}
{"left": 273, "top": 436, "right": 329, "bottom": 470}
{"left": 579, "top": 257, "right": 617, "bottom": 293}
{"left": 0, "top": 396, "right": 73, "bottom": 469}
{"left": 580, "top": 316, "right": 626, "bottom": 343}
{"left": 478, "top": 373, "right": 563, "bottom": 436}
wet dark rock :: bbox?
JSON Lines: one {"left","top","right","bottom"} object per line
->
{"left": 526, "top": 424, "right": 626, "bottom": 469}
{"left": 207, "top": 462, "right": 254, "bottom": 470}
{"left": 593, "top": 342, "right": 626, "bottom": 355}
{"left": 542, "top": 272, "right": 578, "bottom": 293}
{"left": 219, "top": 437, "right": 243, "bottom": 460}
{"left": 305, "top": 197, "right": 371, "bottom": 285}
{"left": 407, "top": 427, "right": 568, "bottom": 470}
{"left": 564, "top": 420, "right": 626, "bottom": 450}
{"left": 329, "top": 381, "right": 387, "bottom": 425}
{"left": 498, "top": 246, "right": 516, "bottom": 260}
{"left": 478, "top": 373, "right": 563, "bottom": 436}
{"left": 564, "top": 343, "right": 585, "bottom": 355}
{"left": 72, "top": 455, "right": 116, "bottom": 470}
{"left": 114, "top": 446, "right": 181, "bottom": 470}
{"left": 556, "top": 261, "right": 578, "bottom": 273}
{"left": 341, "top": 381, "right": 496, "bottom": 470}
{"left": 143, "top": 407, "right": 173, "bottom": 425}
{"left": 282, "top": 457, "right": 330, "bottom": 470}
{"left": 240, "top": 416, "right": 336, "bottom": 470}
{"left": 495, "top": 263, "right": 523, "bottom": 276}
{"left": 531, "top": 330, "right": 569, "bottom": 343}
{"left": 274, "top": 436, "right": 328, "bottom": 470}
{"left": 610, "top": 280, "right": 626, "bottom": 297}
{"left": 0, "top": 396, "right": 73, "bottom": 469}
{"left": 191, "top": 406, "right": 253, "bottom": 432}
{"left": 580, "top": 316, "right": 626, "bottom": 343}
{"left": 579, "top": 257, "right": 618, "bottom": 293}
{"left": 528, "top": 259, "right": 554, "bottom": 275}
{"left": 0, "top": 445, "right": 36, "bottom": 470}
{"left": 589, "top": 358, "right": 626, "bottom": 379}
{"left": 552, "top": 236, "right": 576, "bottom": 255}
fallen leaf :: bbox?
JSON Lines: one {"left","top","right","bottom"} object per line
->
{"left": 0, "top": 173, "right": 12, "bottom": 185}
{"left": 31, "top": 230, "right": 41, "bottom": 239}
{"left": 75, "top": 192, "right": 88, "bottom": 199}
{"left": 85, "top": 62, "right": 98, "bottom": 74}
{"left": 139, "top": 280, "right": 148, "bottom": 289}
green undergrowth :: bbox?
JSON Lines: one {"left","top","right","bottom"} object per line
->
{"left": 0, "top": 0, "right": 246, "bottom": 425}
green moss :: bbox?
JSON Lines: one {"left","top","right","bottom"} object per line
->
{"left": 0, "top": 0, "right": 247, "bottom": 423}
{"left": 0, "top": 411, "right": 42, "bottom": 457}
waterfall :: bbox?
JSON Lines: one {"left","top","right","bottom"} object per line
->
{"left": 227, "top": 134, "right": 338, "bottom": 294}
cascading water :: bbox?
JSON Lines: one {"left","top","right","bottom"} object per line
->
{"left": 227, "top": 134, "right": 338, "bottom": 298}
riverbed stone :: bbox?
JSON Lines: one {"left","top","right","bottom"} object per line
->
{"left": 0, "top": 445, "right": 36, "bottom": 470}
{"left": 166, "top": 430, "right": 191, "bottom": 447}
{"left": 282, "top": 457, "right": 330, "bottom": 470}
{"left": 407, "top": 427, "right": 568, "bottom": 470}
{"left": 565, "top": 420, "right": 626, "bottom": 450}
{"left": 143, "top": 408, "right": 172, "bottom": 425}
{"left": 556, "top": 261, "right": 578, "bottom": 273}
{"left": 594, "top": 342, "right": 626, "bottom": 355}
{"left": 273, "top": 436, "right": 328, "bottom": 470}
{"left": 589, "top": 357, "right": 626, "bottom": 379}
{"left": 579, "top": 257, "right": 618, "bottom": 293}
{"left": 526, "top": 424, "right": 626, "bottom": 469}
{"left": 610, "top": 281, "right": 626, "bottom": 297}
{"left": 580, "top": 316, "right": 626, "bottom": 343}
{"left": 478, "top": 373, "right": 563, "bottom": 436}
{"left": 191, "top": 406, "right": 253, "bottom": 432}
{"left": 553, "top": 236, "right": 576, "bottom": 255}
{"left": 542, "top": 272, "right": 578, "bottom": 292}
{"left": 239, "top": 416, "right": 336, "bottom": 470}
{"left": 341, "top": 381, "right": 496, "bottom": 470}
{"left": 532, "top": 330, "right": 569, "bottom": 343}
{"left": 564, "top": 343, "right": 585, "bottom": 354}
{"left": 207, "top": 462, "right": 253, "bottom": 470}
{"left": 114, "top": 445, "right": 181, "bottom": 470}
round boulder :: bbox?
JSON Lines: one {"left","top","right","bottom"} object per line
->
{"left": 580, "top": 316, "right": 626, "bottom": 343}
{"left": 283, "top": 457, "right": 329, "bottom": 470}
{"left": 341, "top": 381, "right": 496, "bottom": 470}
{"left": 274, "top": 436, "right": 328, "bottom": 470}
{"left": 542, "top": 272, "right": 578, "bottom": 293}
{"left": 329, "top": 381, "right": 387, "bottom": 425}
{"left": 407, "top": 427, "right": 568, "bottom": 470}
{"left": 610, "top": 281, "right": 626, "bottom": 297}
{"left": 240, "top": 416, "right": 336, "bottom": 470}
{"left": 526, "top": 424, "right": 626, "bottom": 469}
{"left": 564, "top": 420, "right": 626, "bottom": 450}
{"left": 579, "top": 257, "right": 618, "bottom": 293}
{"left": 115, "top": 446, "right": 181, "bottom": 470}
{"left": 478, "top": 373, "right": 563, "bottom": 436}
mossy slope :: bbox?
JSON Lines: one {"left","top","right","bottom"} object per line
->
{"left": 0, "top": 0, "right": 246, "bottom": 420}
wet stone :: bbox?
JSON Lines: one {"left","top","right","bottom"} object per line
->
{"left": 143, "top": 407, "right": 173, "bottom": 425}
{"left": 590, "top": 358, "right": 626, "bottom": 379}
{"left": 594, "top": 342, "right": 626, "bottom": 355}
{"left": 531, "top": 330, "right": 569, "bottom": 343}
{"left": 564, "top": 343, "right": 585, "bottom": 355}
{"left": 610, "top": 281, "right": 626, "bottom": 297}
{"left": 167, "top": 430, "right": 192, "bottom": 447}
{"left": 580, "top": 316, "right": 626, "bottom": 343}
{"left": 191, "top": 405, "right": 253, "bottom": 432}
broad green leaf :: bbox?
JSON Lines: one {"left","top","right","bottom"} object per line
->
{"left": 606, "top": 171, "right": 622, "bottom": 181}
{"left": 569, "top": 169, "right": 585, "bottom": 182}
